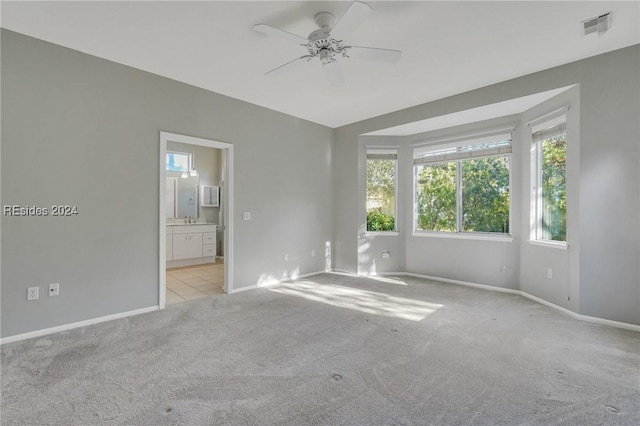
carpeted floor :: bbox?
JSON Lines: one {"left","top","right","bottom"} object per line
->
{"left": 2, "top": 273, "right": 639, "bottom": 425}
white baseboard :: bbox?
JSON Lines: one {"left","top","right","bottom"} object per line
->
{"left": 0, "top": 306, "right": 159, "bottom": 345}
{"left": 331, "top": 268, "right": 357, "bottom": 275}
{"left": 298, "top": 270, "right": 328, "bottom": 280}
{"left": 519, "top": 291, "right": 640, "bottom": 333}
{"left": 401, "top": 272, "right": 521, "bottom": 295}
{"left": 359, "top": 271, "right": 640, "bottom": 333}
{"left": 229, "top": 270, "right": 327, "bottom": 294}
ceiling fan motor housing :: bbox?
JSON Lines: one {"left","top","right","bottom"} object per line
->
{"left": 308, "top": 28, "right": 331, "bottom": 42}
{"left": 307, "top": 13, "right": 345, "bottom": 65}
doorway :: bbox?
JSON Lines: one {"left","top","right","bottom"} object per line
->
{"left": 159, "top": 132, "right": 234, "bottom": 308}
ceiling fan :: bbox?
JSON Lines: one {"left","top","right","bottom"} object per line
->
{"left": 253, "top": 1, "right": 401, "bottom": 85}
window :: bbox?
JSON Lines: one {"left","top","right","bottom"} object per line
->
{"left": 166, "top": 151, "right": 191, "bottom": 172}
{"left": 531, "top": 115, "right": 567, "bottom": 243}
{"left": 414, "top": 134, "right": 511, "bottom": 235}
{"left": 366, "top": 149, "right": 397, "bottom": 232}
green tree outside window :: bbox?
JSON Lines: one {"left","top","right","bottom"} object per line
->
{"left": 540, "top": 135, "right": 566, "bottom": 241}
{"left": 366, "top": 158, "right": 396, "bottom": 231}
{"left": 416, "top": 155, "right": 510, "bottom": 234}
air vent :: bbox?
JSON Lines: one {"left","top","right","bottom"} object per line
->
{"left": 582, "top": 12, "right": 611, "bottom": 36}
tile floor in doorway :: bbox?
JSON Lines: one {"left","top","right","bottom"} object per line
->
{"left": 166, "top": 260, "right": 224, "bottom": 305}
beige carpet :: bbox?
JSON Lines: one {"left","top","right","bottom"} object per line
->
{"left": 2, "top": 273, "right": 639, "bottom": 425}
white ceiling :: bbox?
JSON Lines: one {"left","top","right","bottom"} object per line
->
{"left": 2, "top": 1, "right": 639, "bottom": 129}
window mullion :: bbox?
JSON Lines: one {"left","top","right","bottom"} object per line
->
{"left": 394, "top": 158, "right": 399, "bottom": 233}
{"left": 536, "top": 142, "right": 543, "bottom": 240}
{"left": 413, "top": 165, "right": 418, "bottom": 233}
{"left": 456, "top": 161, "right": 463, "bottom": 233}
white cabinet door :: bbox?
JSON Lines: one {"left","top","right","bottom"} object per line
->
{"left": 172, "top": 234, "right": 191, "bottom": 260}
{"left": 166, "top": 235, "right": 173, "bottom": 261}
{"left": 170, "top": 232, "right": 204, "bottom": 260}
{"left": 188, "top": 233, "right": 203, "bottom": 259}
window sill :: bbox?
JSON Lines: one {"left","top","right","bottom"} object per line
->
{"left": 364, "top": 232, "right": 400, "bottom": 237}
{"left": 527, "top": 240, "right": 568, "bottom": 250}
{"left": 411, "top": 232, "right": 514, "bottom": 242}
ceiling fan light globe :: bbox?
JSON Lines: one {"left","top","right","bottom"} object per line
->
{"left": 314, "top": 12, "right": 335, "bottom": 29}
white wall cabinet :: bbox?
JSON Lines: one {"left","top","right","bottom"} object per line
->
{"left": 200, "top": 185, "right": 219, "bottom": 207}
{"left": 166, "top": 224, "right": 217, "bottom": 267}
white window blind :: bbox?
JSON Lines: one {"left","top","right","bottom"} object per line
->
{"left": 413, "top": 134, "right": 512, "bottom": 165}
{"left": 532, "top": 124, "right": 566, "bottom": 142}
{"left": 367, "top": 149, "right": 397, "bottom": 160}
{"left": 531, "top": 115, "right": 567, "bottom": 142}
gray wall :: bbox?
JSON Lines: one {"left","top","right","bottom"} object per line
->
{"left": 1, "top": 30, "right": 333, "bottom": 338}
{"left": 334, "top": 45, "right": 640, "bottom": 325}
{"left": 518, "top": 87, "right": 580, "bottom": 313}
{"left": 2, "top": 29, "right": 638, "bottom": 340}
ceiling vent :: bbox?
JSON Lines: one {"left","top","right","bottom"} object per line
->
{"left": 582, "top": 12, "right": 611, "bottom": 36}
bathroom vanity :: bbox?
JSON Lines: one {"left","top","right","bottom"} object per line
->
{"left": 166, "top": 224, "right": 218, "bottom": 268}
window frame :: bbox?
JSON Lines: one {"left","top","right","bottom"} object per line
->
{"left": 529, "top": 114, "right": 568, "bottom": 247}
{"left": 412, "top": 133, "right": 513, "bottom": 238}
{"left": 166, "top": 151, "right": 192, "bottom": 173}
{"left": 365, "top": 149, "right": 399, "bottom": 234}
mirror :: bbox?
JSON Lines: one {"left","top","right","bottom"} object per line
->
{"left": 166, "top": 176, "right": 198, "bottom": 219}
{"left": 178, "top": 176, "right": 198, "bottom": 218}
{"left": 165, "top": 141, "right": 222, "bottom": 224}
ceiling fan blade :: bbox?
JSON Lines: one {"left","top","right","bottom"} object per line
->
{"left": 330, "top": 1, "right": 373, "bottom": 41}
{"left": 253, "top": 24, "right": 308, "bottom": 45}
{"left": 322, "top": 60, "right": 345, "bottom": 86}
{"left": 265, "top": 55, "right": 313, "bottom": 75}
{"left": 345, "top": 46, "right": 402, "bottom": 62}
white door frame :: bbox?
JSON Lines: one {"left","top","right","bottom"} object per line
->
{"left": 159, "top": 131, "right": 234, "bottom": 308}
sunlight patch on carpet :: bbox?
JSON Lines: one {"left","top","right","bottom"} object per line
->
{"left": 269, "top": 281, "right": 443, "bottom": 321}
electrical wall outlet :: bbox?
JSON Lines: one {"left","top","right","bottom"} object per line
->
{"left": 27, "top": 287, "right": 39, "bottom": 301}
{"left": 547, "top": 268, "right": 553, "bottom": 279}
{"left": 49, "top": 283, "right": 60, "bottom": 297}
{"left": 284, "top": 254, "right": 289, "bottom": 261}
{"left": 311, "top": 249, "right": 316, "bottom": 257}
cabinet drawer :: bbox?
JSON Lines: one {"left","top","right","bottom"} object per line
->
{"left": 203, "top": 244, "right": 216, "bottom": 257}
{"left": 202, "top": 232, "right": 216, "bottom": 245}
